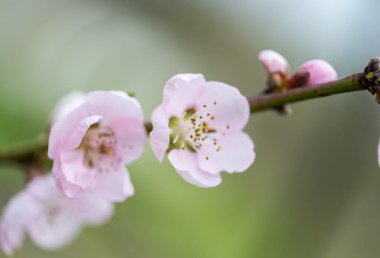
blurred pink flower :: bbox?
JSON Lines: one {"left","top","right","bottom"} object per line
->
{"left": 296, "top": 59, "right": 337, "bottom": 85}
{"left": 0, "top": 174, "right": 113, "bottom": 256}
{"left": 258, "top": 50, "right": 337, "bottom": 86}
{"left": 150, "top": 74, "right": 255, "bottom": 187}
{"left": 258, "top": 50, "right": 289, "bottom": 75}
{"left": 48, "top": 91, "right": 146, "bottom": 201}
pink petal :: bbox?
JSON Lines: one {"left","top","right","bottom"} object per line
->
{"left": 149, "top": 106, "right": 170, "bottom": 162}
{"left": 25, "top": 175, "right": 63, "bottom": 203}
{"left": 296, "top": 59, "right": 337, "bottom": 85}
{"left": 198, "top": 131, "right": 255, "bottom": 174}
{"left": 197, "top": 81, "right": 250, "bottom": 132}
{"left": 66, "top": 197, "right": 114, "bottom": 226}
{"left": 85, "top": 91, "right": 145, "bottom": 126}
{"left": 258, "top": 50, "right": 289, "bottom": 74}
{"left": 27, "top": 208, "right": 81, "bottom": 251}
{"left": 48, "top": 113, "right": 101, "bottom": 159}
{"left": 162, "top": 73, "right": 206, "bottom": 117}
{"left": 109, "top": 116, "right": 147, "bottom": 165}
{"left": 50, "top": 91, "right": 85, "bottom": 126}
{"left": 90, "top": 166, "right": 134, "bottom": 202}
{"left": 168, "top": 149, "right": 222, "bottom": 188}
{"left": 53, "top": 161, "right": 85, "bottom": 199}
{"left": 26, "top": 174, "right": 112, "bottom": 250}
{"left": 27, "top": 174, "right": 113, "bottom": 225}
{"left": 163, "top": 73, "right": 205, "bottom": 103}
{"left": 0, "top": 191, "right": 41, "bottom": 255}
{"left": 53, "top": 151, "right": 96, "bottom": 198}
{"left": 25, "top": 173, "right": 57, "bottom": 200}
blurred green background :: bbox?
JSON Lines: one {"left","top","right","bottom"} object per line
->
{"left": 0, "top": 0, "right": 380, "bottom": 257}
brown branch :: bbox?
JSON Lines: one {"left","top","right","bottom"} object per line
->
{"left": 248, "top": 73, "right": 366, "bottom": 113}
{"left": 1, "top": 57, "right": 379, "bottom": 167}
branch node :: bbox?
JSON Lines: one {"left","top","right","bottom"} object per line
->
{"left": 363, "top": 58, "right": 380, "bottom": 103}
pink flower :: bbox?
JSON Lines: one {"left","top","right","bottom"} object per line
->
{"left": 0, "top": 174, "right": 113, "bottom": 255}
{"left": 258, "top": 50, "right": 337, "bottom": 86}
{"left": 150, "top": 74, "right": 255, "bottom": 187}
{"left": 48, "top": 91, "right": 146, "bottom": 202}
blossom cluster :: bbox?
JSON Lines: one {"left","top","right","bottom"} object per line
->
{"left": 0, "top": 50, "right": 338, "bottom": 255}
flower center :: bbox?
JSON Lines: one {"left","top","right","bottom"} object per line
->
{"left": 169, "top": 107, "right": 222, "bottom": 156}
{"left": 80, "top": 123, "right": 121, "bottom": 172}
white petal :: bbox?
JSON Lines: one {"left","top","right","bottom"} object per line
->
{"left": 150, "top": 105, "right": 170, "bottom": 162}
{"left": 24, "top": 174, "right": 81, "bottom": 250}
{"left": 198, "top": 131, "right": 255, "bottom": 174}
{"left": 162, "top": 73, "right": 206, "bottom": 117}
{"left": 67, "top": 196, "right": 114, "bottom": 225}
{"left": 110, "top": 116, "right": 147, "bottom": 165}
{"left": 85, "top": 91, "right": 144, "bottom": 126}
{"left": 0, "top": 191, "right": 41, "bottom": 255}
{"left": 197, "top": 81, "right": 250, "bottom": 132}
{"left": 90, "top": 166, "right": 134, "bottom": 202}
{"left": 27, "top": 209, "right": 81, "bottom": 251}
{"left": 168, "top": 149, "right": 222, "bottom": 188}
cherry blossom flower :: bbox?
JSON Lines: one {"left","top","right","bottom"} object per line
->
{"left": 0, "top": 174, "right": 113, "bottom": 256}
{"left": 150, "top": 74, "right": 255, "bottom": 187}
{"left": 48, "top": 91, "right": 146, "bottom": 201}
{"left": 258, "top": 50, "right": 337, "bottom": 87}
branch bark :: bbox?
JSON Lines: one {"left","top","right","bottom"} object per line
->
{"left": 249, "top": 73, "right": 365, "bottom": 113}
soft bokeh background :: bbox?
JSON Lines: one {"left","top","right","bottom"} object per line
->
{"left": 0, "top": 0, "right": 380, "bottom": 257}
